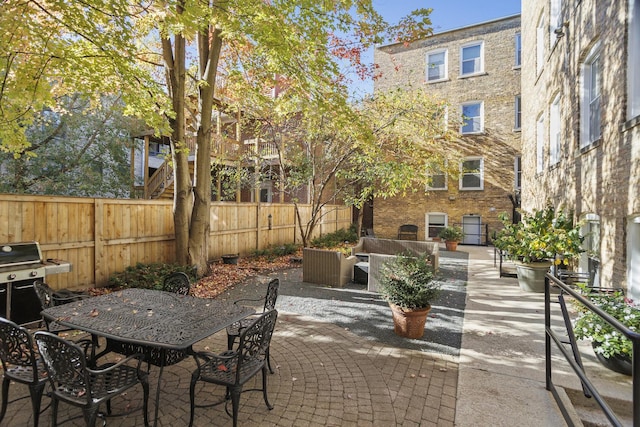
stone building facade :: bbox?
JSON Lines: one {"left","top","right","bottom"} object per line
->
{"left": 521, "top": 0, "right": 640, "bottom": 295}
{"left": 372, "top": 15, "right": 522, "bottom": 244}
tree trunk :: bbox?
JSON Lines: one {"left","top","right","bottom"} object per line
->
{"left": 188, "top": 27, "right": 223, "bottom": 277}
{"left": 162, "top": 13, "right": 191, "bottom": 267}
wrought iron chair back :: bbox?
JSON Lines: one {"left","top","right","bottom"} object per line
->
{"left": 33, "top": 282, "right": 88, "bottom": 332}
{"left": 263, "top": 278, "right": 279, "bottom": 311}
{"left": 34, "top": 331, "right": 150, "bottom": 427}
{"left": 162, "top": 272, "right": 191, "bottom": 295}
{"left": 189, "top": 309, "right": 278, "bottom": 427}
{"left": 0, "top": 317, "right": 47, "bottom": 427}
{"left": 230, "top": 309, "right": 278, "bottom": 385}
{"left": 35, "top": 331, "right": 92, "bottom": 405}
{"left": 226, "top": 278, "right": 279, "bottom": 372}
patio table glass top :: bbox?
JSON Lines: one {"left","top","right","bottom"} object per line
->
{"left": 41, "top": 288, "right": 254, "bottom": 350}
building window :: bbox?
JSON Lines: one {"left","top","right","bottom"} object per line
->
{"left": 515, "top": 95, "right": 522, "bottom": 130}
{"left": 515, "top": 156, "right": 522, "bottom": 190}
{"left": 550, "top": 0, "right": 562, "bottom": 47}
{"left": 426, "top": 49, "right": 447, "bottom": 82}
{"left": 537, "top": 15, "right": 545, "bottom": 73}
{"left": 426, "top": 213, "right": 447, "bottom": 239}
{"left": 460, "top": 157, "right": 483, "bottom": 190}
{"left": 460, "top": 41, "right": 483, "bottom": 76}
{"left": 461, "top": 101, "right": 483, "bottom": 134}
{"left": 580, "top": 43, "right": 601, "bottom": 147}
{"left": 536, "top": 113, "right": 545, "bottom": 173}
{"left": 580, "top": 213, "right": 600, "bottom": 287}
{"left": 515, "top": 33, "right": 522, "bottom": 67}
{"left": 426, "top": 162, "right": 447, "bottom": 190}
{"left": 629, "top": 0, "right": 640, "bottom": 120}
{"left": 549, "top": 94, "right": 561, "bottom": 165}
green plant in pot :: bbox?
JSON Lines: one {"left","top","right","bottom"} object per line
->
{"left": 438, "top": 226, "right": 465, "bottom": 251}
{"left": 493, "top": 205, "right": 583, "bottom": 292}
{"left": 573, "top": 287, "right": 637, "bottom": 376}
{"left": 377, "top": 252, "right": 441, "bottom": 338}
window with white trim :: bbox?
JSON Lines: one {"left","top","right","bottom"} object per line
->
{"left": 549, "top": 94, "right": 561, "bottom": 166}
{"left": 426, "top": 213, "right": 447, "bottom": 239}
{"left": 461, "top": 101, "right": 483, "bottom": 134}
{"left": 460, "top": 157, "right": 483, "bottom": 190}
{"left": 537, "top": 15, "right": 545, "bottom": 74}
{"left": 426, "top": 49, "right": 447, "bottom": 82}
{"left": 515, "top": 95, "right": 522, "bottom": 130}
{"left": 426, "top": 162, "right": 447, "bottom": 190}
{"left": 629, "top": 0, "right": 640, "bottom": 120}
{"left": 550, "top": 0, "right": 562, "bottom": 48}
{"left": 460, "top": 42, "right": 484, "bottom": 76}
{"left": 515, "top": 156, "right": 522, "bottom": 190}
{"left": 515, "top": 33, "right": 522, "bottom": 67}
{"left": 536, "top": 113, "right": 545, "bottom": 173}
{"left": 580, "top": 43, "right": 601, "bottom": 147}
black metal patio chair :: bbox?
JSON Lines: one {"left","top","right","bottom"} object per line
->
{"left": 34, "top": 331, "right": 150, "bottom": 427}
{"left": 162, "top": 272, "right": 191, "bottom": 295}
{"left": 226, "top": 278, "right": 279, "bottom": 373}
{"left": 0, "top": 317, "right": 48, "bottom": 427}
{"left": 189, "top": 309, "right": 278, "bottom": 427}
{"left": 33, "top": 282, "right": 89, "bottom": 334}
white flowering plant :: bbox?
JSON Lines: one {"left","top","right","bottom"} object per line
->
{"left": 573, "top": 287, "right": 639, "bottom": 360}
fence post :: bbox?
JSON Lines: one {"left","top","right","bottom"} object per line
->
{"left": 94, "top": 199, "right": 105, "bottom": 287}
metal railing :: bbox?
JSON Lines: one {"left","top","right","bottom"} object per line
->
{"left": 493, "top": 248, "right": 517, "bottom": 278}
{"left": 544, "top": 273, "right": 639, "bottom": 426}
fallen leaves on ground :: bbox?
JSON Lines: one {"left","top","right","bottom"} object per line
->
{"left": 87, "top": 251, "right": 302, "bottom": 299}
{"left": 191, "top": 251, "right": 302, "bottom": 299}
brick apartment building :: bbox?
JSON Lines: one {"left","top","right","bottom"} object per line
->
{"left": 521, "top": 0, "right": 640, "bottom": 295}
{"left": 372, "top": 15, "right": 522, "bottom": 244}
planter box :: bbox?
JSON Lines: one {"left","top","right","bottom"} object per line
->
{"left": 302, "top": 248, "right": 358, "bottom": 287}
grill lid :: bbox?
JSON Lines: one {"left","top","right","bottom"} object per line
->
{"left": 0, "top": 242, "right": 43, "bottom": 268}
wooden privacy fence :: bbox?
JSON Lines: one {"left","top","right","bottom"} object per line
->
{"left": 0, "top": 194, "right": 351, "bottom": 289}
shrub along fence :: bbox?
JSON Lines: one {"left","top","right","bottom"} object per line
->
{"left": 0, "top": 194, "right": 351, "bottom": 289}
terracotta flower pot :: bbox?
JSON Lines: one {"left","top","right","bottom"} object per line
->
{"left": 388, "top": 303, "right": 431, "bottom": 339}
{"left": 445, "top": 241, "right": 459, "bottom": 251}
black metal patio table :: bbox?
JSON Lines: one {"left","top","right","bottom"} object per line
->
{"left": 41, "top": 288, "right": 254, "bottom": 426}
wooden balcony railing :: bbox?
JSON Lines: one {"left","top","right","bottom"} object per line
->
{"left": 147, "top": 160, "right": 174, "bottom": 198}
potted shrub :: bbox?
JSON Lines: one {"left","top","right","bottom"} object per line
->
{"left": 573, "top": 288, "right": 637, "bottom": 376}
{"left": 376, "top": 252, "right": 441, "bottom": 338}
{"left": 493, "top": 205, "right": 583, "bottom": 292}
{"left": 438, "top": 226, "right": 465, "bottom": 251}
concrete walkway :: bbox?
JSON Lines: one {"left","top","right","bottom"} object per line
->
{"left": 2, "top": 245, "right": 632, "bottom": 426}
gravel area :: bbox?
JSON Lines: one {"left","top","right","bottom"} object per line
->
{"left": 217, "top": 249, "right": 469, "bottom": 356}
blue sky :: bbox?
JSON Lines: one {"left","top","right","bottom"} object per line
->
{"left": 348, "top": 0, "right": 521, "bottom": 98}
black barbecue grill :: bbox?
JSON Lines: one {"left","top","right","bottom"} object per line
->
{"left": 0, "top": 242, "right": 72, "bottom": 325}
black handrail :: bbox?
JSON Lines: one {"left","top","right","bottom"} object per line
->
{"left": 544, "top": 273, "right": 639, "bottom": 426}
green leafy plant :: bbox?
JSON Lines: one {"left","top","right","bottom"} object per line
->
{"left": 573, "top": 287, "right": 639, "bottom": 360}
{"left": 438, "top": 226, "right": 464, "bottom": 242}
{"left": 376, "top": 252, "right": 440, "bottom": 310}
{"left": 311, "top": 225, "right": 359, "bottom": 249}
{"left": 252, "top": 243, "right": 300, "bottom": 261}
{"left": 108, "top": 263, "right": 196, "bottom": 290}
{"left": 493, "top": 205, "right": 584, "bottom": 263}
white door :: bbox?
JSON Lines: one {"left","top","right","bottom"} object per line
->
{"left": 628, "top": 217, "right": 640, "bottom": 302}
{"left": 462, "top": 215, "right": 481, "bottom": 245}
